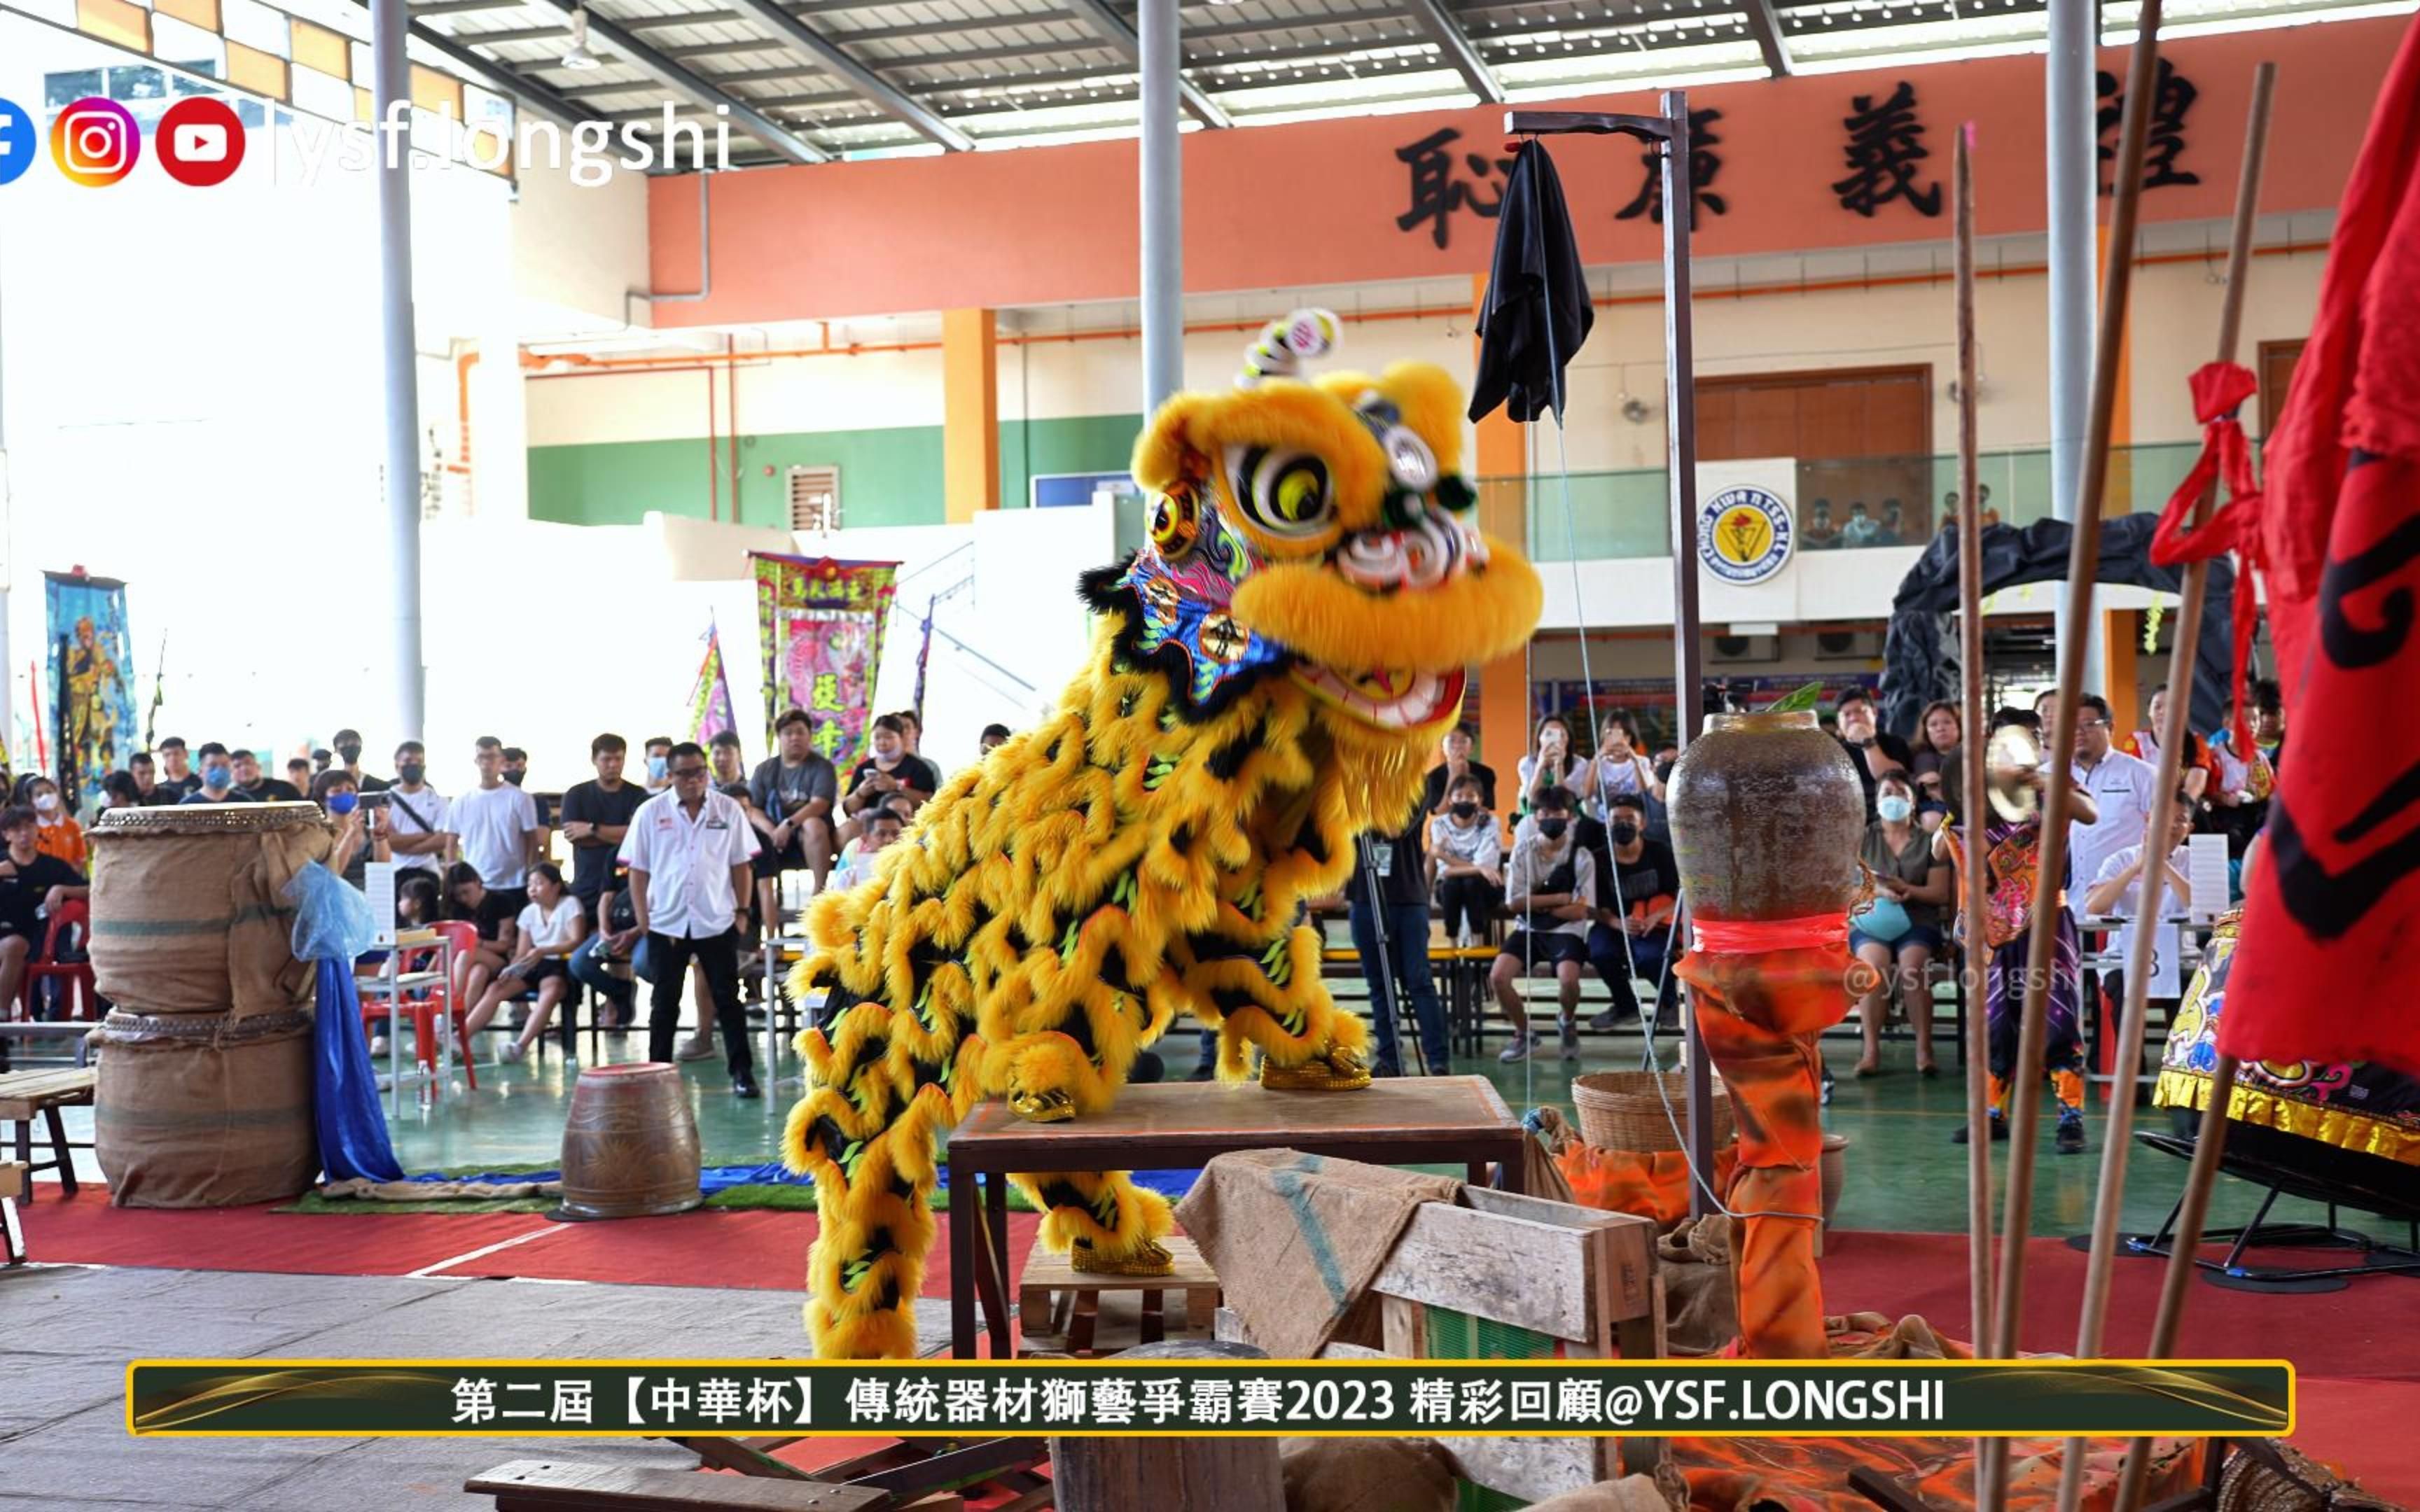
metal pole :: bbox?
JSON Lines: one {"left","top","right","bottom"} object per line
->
{"left": 2045, "top": 0, "right": 2097, "bottom": 692}
{"left": 1137, "top": 0, "right": 1183, "bottom": 414}
{"left": 1657, "top": 90, "right": 1714, "bottom": 1212}
{"left": 374, "top": 0, "right": 427, "bottom": 741}
{"left": 0, "top": 206, "right": 13, "bottom": 774}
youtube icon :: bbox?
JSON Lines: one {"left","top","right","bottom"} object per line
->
{"left": 156, "top": 97, "right": 244, "bottom": 186}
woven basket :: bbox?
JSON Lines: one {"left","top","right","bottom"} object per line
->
{"left": 1571, "top": 1070, "right": 1734, "bottom": 1154}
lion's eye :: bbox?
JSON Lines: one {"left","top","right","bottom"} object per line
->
{"left": 1226, "top": 445, "right": 1333, "bottom": 538}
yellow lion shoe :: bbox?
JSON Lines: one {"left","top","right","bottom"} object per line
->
{"left": 1072, "top": 1237, "right": 1176, "bottom": 1277}
{"left": 1008, "top": 1086, "right": 1077, "bottom": 1124}
{"left": 1259, "top": 1045, "right": 1372, "bottom": 1092}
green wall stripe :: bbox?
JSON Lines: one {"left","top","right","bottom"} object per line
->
{"left": 529, "top": 414, "right": 1147, "bottom": 530}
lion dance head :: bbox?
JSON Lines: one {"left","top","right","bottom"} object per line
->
{"left": 1086, "top": 311, "right": 1543, "bottom": 757}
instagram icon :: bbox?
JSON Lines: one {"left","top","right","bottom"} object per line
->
{"left": 50, "top": 97, "right": 139, "bottom": 186}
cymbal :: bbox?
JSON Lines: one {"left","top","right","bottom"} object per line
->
{"left": 1986, "top": 724, "right": 2043, "bottom": 824}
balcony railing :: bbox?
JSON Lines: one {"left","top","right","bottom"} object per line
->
{"left": 1489, "top": 442, "right": 2214, "bottom": 563}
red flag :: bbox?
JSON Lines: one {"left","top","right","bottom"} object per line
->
{"left": 2223, "top": 18, "right": 2420, "bottom": 1076}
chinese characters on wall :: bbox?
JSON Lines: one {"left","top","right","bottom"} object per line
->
{"left": 1391, "top": 70, "right": 2201, "bottom": 244}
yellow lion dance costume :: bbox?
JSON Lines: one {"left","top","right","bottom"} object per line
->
{"left": 783, "top": 313, "right": 1543, "bottom": 1359}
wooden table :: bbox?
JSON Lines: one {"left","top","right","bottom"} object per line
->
{"left": 943, "top": 1074, "right": 1524, "bottom": 1359}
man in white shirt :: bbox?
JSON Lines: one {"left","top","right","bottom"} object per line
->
{"left": 619, "top": 741, "right": 763, "bottom": 1097}
{"left": 382, "top": 739, "right": 450, "bottom": 877}
{"left": 2066, "top": 692, "right": 2157, "bottom": 897}
{"left": 447, "top": 736, "right": 542, "bottom": 916}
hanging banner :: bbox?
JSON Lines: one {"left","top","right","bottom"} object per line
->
{"left": 751, "top": 554, "right": 899, "bottom": 769}
{"left": 44, "top": 570, "right": 135, "bottom": 806}
{"left": 685, "top": 616, "right": 737, "bottom": 745}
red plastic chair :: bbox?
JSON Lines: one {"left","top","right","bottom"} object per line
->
{"left": 19, "top": 900, "right": 97, "bottom": 1021}
{"left": 365, "top": 920, "right": 480, "bottom": 1091}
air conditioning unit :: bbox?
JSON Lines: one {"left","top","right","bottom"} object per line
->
{"left": 1812, "top": 629, "right": 1883, "bottom": 661}
{"left": 1708, "top": 634, "right": 1780, "bottom": 664}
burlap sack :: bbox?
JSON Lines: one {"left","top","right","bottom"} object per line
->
{"left": 92, "top": 1008, "right": 317, "bottom": 1207}
{"left": 1281, "top": 1437, "right": 1456, "bottom": 1512}
{"left": 88, "top": 806, "right": 330, "bottom": 1018}
{"left": 1656, "top": 1214, "right": 1739, "bottom": 1357}
{"left": 1175, "top": 1150, "right": 1461, "bottom": 1362}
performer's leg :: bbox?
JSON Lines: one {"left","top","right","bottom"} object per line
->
{"left": 2043, "top": 910, "right": 2088, "bottom": 1128}
{"left": 1984, "top": 933, "right": 2026, "bottom": 1116}
{"left": 1008, "top": 1168, "right": 1174, "bottom": 1275}
{"left": 1181, "top": 925, "right": 1370, "bottom": 1087}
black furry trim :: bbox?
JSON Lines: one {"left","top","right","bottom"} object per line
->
{"left": 1077, "top": 556, "right": 1289, "bottom": 724}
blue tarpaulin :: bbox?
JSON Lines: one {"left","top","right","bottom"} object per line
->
{"left": 391, "top": 1163, "right": 1203, "bottom": 1200}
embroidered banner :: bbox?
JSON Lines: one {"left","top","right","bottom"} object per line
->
{"left": 685, "top": 616, "right": 737, "bottom": 745}
{"left": 751, "top": 554, "right": 898, "bottom": 769}
{"left": 43, "top": 570, "right": 136, "bottom": 808}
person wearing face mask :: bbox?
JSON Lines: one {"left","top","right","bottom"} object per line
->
{"left": 1831, "top": 688, "right": 1914, "bottom": 820}
{"left": 179, "top": 743, "right": 254, "bottom": 805}
{"left": 1585, "top": 792, "right": 1683, "bottom": 1032}
{"left": 1424, "top": 722, "right": 1499, "bottom": 816}
{"left": 642, "top": 736, "right": 676, "bottom": 795}
{"left": 382, "top": 739, "right": 449, "bottom": 877}
{"left": 1848, "top": 772, "right": 1950, "bottom": 1077}
{"left": 1488, "top": 787, "right": 1596, "bottom": 1063}
{"left": 1427, "top": 775, "right": 1502, "bottom": 946}
{"left": 329, "top": 729, "right": 389, "bottom": 794}
{"left": 312, "top": 769, "right": 389, "bottom": 889}
{"left": 25, "top": 778, "right": 86, "bottom": 869}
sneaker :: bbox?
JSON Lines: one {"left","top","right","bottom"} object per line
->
{"left": 500, "top": 1041, "right": 526, "bottom": 1064}
{"left": 731, "top": 1072, "right": 761, "bottom": 1100}
{"left": 369, "top": 1035, "right": 390, "bottom": 1056}
{"left": 2056, "top": 1112, "right": 2087, "bottom": 1154}
{"left": 1559, "top": 1023, "right": 1582, "bottom": 1062}
{"left": 678, "top": 1033, "right": 716, "bottom": 1061}
{"left": 1498, "top": 1034, "right": 1533, "bottom": 1064}
{"left": 1952, "top": 1114, "right": 2010, "bottom": 1144}
{"left": 1589, "top": 1006, "right": 1638, "bottom": 1032}
{"left": 1819, "top": 1064, "right": 1835, "bottom": 1107}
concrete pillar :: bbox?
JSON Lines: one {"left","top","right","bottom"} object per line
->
{"left": 1138, "top": 0, "right": 1182, "bottom": 414}
{"left": 943, "top": 308, "right": 1001, "bottom": 524}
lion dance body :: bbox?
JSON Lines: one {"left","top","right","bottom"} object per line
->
{"left": 783, "top": 315, "right": 1543, "bottom": 1359}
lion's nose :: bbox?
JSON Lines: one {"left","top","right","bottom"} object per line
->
{"left": 1335, "top": 513, "right": 1484, "bottom": 592}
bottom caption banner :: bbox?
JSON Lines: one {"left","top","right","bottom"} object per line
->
{"left": 127, "top": 1361, "right": 2291, "bottom": 1438}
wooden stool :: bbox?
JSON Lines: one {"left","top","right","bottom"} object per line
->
{"left": 1017, "top": 1233, "right": 1219, "bottom": 1357}
{"left": 0, "top": 1066, "right": 95, "bottom": 1199}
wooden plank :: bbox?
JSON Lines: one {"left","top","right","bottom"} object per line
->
{"left": 466, "top": 1459, "right": 889, "bottom": 1509}
{"left": 949, "top": 1077, "right": 1518, "bottom": 1166}
{"left": 1435, "top": 1434, "right": 1618, "bottom": 1504}
{"left": 1369, "top": 1200, "right": 1599, "bottom": 1343}
{"left": 0, "top": 1163, "right": 25, "bottom": 1200}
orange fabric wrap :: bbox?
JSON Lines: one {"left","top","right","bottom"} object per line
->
{"left": 1556, "top": 1139, "right": 1740, "bottom": 1230}
{"left": 1678, "top": 941, "right": 1871, "bottom": 1359}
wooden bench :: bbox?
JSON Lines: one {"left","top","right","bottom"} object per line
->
{"left": 1017, "top": 1232, "right": 1220, "bottom": 1356}
{"left": 467, "top": 1460, "right": 892, "bottom": 1511}
{"left": 0, "top": 1066, "right": 96, "bottom": 1199}
{"left": 1, "top": 1160, "right": 27, "bottom": 1264}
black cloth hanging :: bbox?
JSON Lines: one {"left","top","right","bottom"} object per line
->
{"left": 1469, "top": 140, "right": 1594, "bottom": 425}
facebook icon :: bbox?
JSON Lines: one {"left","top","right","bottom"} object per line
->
{"left": 0, "top": 97, "right": 32, "bottom": 185}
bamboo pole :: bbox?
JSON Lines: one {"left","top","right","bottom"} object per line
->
{"left": 1977, "top": 4, "right": 2165, "bottom": 1505}
{"left": 1952, "top": 122, "right": 1996, "bottom": 1352}
{"left": 2057, "top": 59, "right": 2275, "bottom": 1512}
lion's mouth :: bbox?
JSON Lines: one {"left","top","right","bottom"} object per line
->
{"left": 1294, "top": 664, "right": 1467, "bottom": 730}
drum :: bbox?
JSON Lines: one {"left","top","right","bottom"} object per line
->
{"left": 88, "top": 803, "right": 330, "bottom": 1018}
{"left": 557, "top": 1063, "right": 704, "bottom": 1219}
{"left": 92, "top": 1008, "right": 316, "bottom": 1208}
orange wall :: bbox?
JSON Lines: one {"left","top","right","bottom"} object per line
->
{"left": 648, "top": 18, "right": 2400, "bottom": 328}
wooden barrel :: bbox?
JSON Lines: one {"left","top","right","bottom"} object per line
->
{"left": 557, "top": 1063, "right": 703, "bottom": 1219}
{"left": 88, "top": 804, "right": 331, "bottom": 1018}
{"left": 91, "top": 1008, "right": 316, "bottom": 1208}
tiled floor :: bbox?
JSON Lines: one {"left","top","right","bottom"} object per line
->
{"left": 34, "top": 979, "right": 2374, "bottom": 1245}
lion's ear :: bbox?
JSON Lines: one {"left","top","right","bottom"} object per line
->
{"left": 1375, "top": 363, "right": 1466, "bottom": 475}
{"left": 1132, "top": 393, "right": 1215, "bottom": 492}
